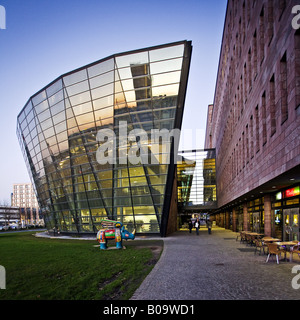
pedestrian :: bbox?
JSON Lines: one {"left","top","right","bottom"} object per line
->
{"left": 195, "top": 218, "right": 200, "bottom": 235}
{"left": 207, "top": 219, "right": 212, "bottom": 234}
{"left": 188, "top": 219, "right": 193, "bottom": 234}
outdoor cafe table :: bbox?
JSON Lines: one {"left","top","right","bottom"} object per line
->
{"left": 262, "top": 237, "right": 281, "bottom": 242}
{"left": 275, "top": 241, "right": 298, "bottom": 262}
{"left": 248, "top": 233, "right": 264, "bottom": 237}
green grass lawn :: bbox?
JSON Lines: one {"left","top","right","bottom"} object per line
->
{"left": 0, "top": 231, "right": 163, "bottom": 300}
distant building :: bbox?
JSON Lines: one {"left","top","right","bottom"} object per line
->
{"left": 0, "top": 206, "right": 20, "bottom": 226}
{"left": 205, "top": 0, "right": 300, "bottom": 240}
{"left": 11, "top": 183, "right": 42, "bottom": 226}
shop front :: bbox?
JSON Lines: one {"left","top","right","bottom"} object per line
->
{"left": 248, "top": 198, "right": 264, "bottom": 234}
{"left": 272, "top": 186, "right": 300, "bottom": 241}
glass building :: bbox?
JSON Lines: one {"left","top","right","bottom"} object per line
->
{"left": 17, "top": 41, "right": 192, "bottom": 236}
{"left": 177, "top": 149, "right": 217, "bottom": 209}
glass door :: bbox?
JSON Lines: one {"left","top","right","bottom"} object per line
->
{"left": 283, "top": 208, "right": 299, "bottom": 241}
{"left": 253, "top": 212, "right": 260, "bottom": 233}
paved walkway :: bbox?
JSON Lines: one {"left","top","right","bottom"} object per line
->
{"left": 131, "top": 227, "right": 300, "bottom": 300}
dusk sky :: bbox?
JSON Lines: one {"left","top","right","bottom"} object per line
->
{"left": 0, "top": 0, "right": 227, "bottom": 202}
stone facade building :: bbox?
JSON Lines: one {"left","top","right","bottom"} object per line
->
{"left": 205, "top": 0, "right": 300, "bottom": 240}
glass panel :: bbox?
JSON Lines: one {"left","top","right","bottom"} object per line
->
{"left": 32, "top": 90, "right": 47, "bottom": 106}
{"left": 58, "top": 140, "right": 68, "bottom": 152}
{"left": 150, "top": 58, "right": 183, "bottom": 74}
{"left": 93, "top": 95, "right": 113, "bottom": 110}
{"left": 75, "top": 112, "right": 94, "bottom": 126}
{"left": 94, "top": 106, "right": 113, "bottom": 120}
{"left": 87, "top": 59, "right": 114, "bottom": 78}
{"left": 152, "top": 71, "right": 181, "bottom": 86}
{"left": 133, "top": 205, "right": 156, "bottom": 215}
{"left": 44, "top": 127, "right": 55, "bottom": 139}
{"left": 114, "top": 178, "right": 130, "bottom": 187}
{"left": 147, "top": 164, "right": 168, "bottom": 175}
{"left": 72, "top": 101, "right": 93, "bottom": 116}
{"left": 52, "top": 110, "right": 66, "bottom": 125}
{"left": 48, "top": 90, "right": 64, "bottom": 107}
{"left": 68, "top": 91, "right": 91, "bottom": 106}
{"left": 50, "top": 100, "right": 65, "bottom": 116}
{"left": 18, "top": 111, "right": 26, "bottom": 125}
{"left": 131, "top": 186, "right": 150, "bottom": 195}
{"left": 46, "top": 79, "right": 63, "bottom": 97}
{"left": 91, "top": 83, "right": 114, "bottom": 100}
{"left": 149, "top": 44, "right": 184, "bottom": 62}
{"left": 130, "top": 175, "right": 147, "bottom": 186}
{"left": 35, "top": 100, "right": 49, "bottom": 115}
{"left": 55, "top": 121, "right": 67, "bottom": 134}
{"left": 40, "top": 118, "right": 53, "bottom": 131}
{"left": 26, "top": 109, "right": 35, "bottom": 125}
{"left": 95, "top": 117, "right": 113, "bottom": 128}
{"left": 24, "top": 100, "right": 33, "bottom": 116}
{"left": 65, "top": 80, "right": 89, "bottom": 97}
{"left": 63, "top": 69, "right": 87, "bottom": 86}
{"left": 117, "top": 67, "right": 132, "bottom": 80}
{"left": 89, "top": 71, "right": 114, "bottom": 89}
{"left": 152, "top": 84, "right": 179, "bottom": 97}
{"left": 116, "top": 52, "right": 148, "bottom": 68}
{"left": 148, "top": 174, "right": 167, "bottom": 185}
{"left": 30, "top": 124, "right": 38, "bottom": 138}
{"left": 37, "top": 109, "right": 51, "bottom": 123}
{"left": 124, "top": 90, "right": 139, "bottom": 102}
{"left": 56, "top": 131, "right": 68, "bottom": 143}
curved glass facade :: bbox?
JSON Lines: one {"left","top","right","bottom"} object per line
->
{"left": 17, "top": 41, "right": 192, "bottom": 235}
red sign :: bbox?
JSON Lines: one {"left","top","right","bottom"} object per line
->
{"left": 284, "top": 186, "right": 300, "bottom": 198}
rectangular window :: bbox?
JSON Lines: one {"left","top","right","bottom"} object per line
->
{"left": 255, "top": 105, "right": 260, "bottom": 153}
{"left": 240, "top": 76, "right": 244, "bottom": 115}
{"left": 250, "top": 115, "right": 254, "bottom": 159}
{"left": 246, "top": 124, "right": 249, "bottom": 163}
{"left": 259, "top": 7, "right": 265, "bottom": 64}
{"left": 253, "top": 30, "right": 258, "bottom": 80}
{"left": 244, "top": 63, "right": 247, "bottom": 101}
{"left": 248, "top": 48, "right": 252, "bottom": 90}
{"left": 269, "top": 75, "right": 276, "bottom": 136}
{"left": 267, "top": 0, "right": 274, "bottom": 45}
{"left": 278, "top": 0, "right": 286, "bottom": 21}
{"left": 280, "top": 52, "right": 288, "bottom": 124}
{"left": 295, "top": 30, "right": 300, "bottom": 110}
{"left": 261, "top": 92, "right": 267, "bottom": 145}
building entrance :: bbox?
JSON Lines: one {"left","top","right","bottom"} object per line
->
{"left": 253, "top": 212, "right": 261, "bottom": 233}
{"left": 283, "top": 208, "right": 299, "bottom": 241}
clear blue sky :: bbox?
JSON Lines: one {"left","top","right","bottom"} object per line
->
{"left": 0, "top": 0, "right": 227, "bottom": 203}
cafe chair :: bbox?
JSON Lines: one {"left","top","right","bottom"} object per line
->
{"left": 254, "top": 239, "right": 267, "bottom": 255}
{"left": 266, "top": 243, "right": 285, "bottom": 264}
{"left": 291, "top": 244, "right": 300, "bottom": 260}
{"left": 240, "top": 232, "right": 246, "bottom": 244}
{"left": 245, "top": 234, "right": 252, "bottom": 246}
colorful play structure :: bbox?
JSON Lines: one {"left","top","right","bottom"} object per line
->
{"left": 96, "top": 219, "right": 135, "bottom": 250}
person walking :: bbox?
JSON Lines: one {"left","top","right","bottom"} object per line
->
{"left": 195, "top": 218, "right": 200, "bottom": 235}
{"left": 207, "top": 219, "right": 212, "bottom": 234}
{"left": 188, "top": 219, "right": 193, "bottom": 234}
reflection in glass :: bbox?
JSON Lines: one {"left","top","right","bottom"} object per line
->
{"left": 17, "top": 41, "right": 191, "bottom": 235}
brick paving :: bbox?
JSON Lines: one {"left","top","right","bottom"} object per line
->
{"left": 131, "top": 227, "right": 300, "bottom": 300}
